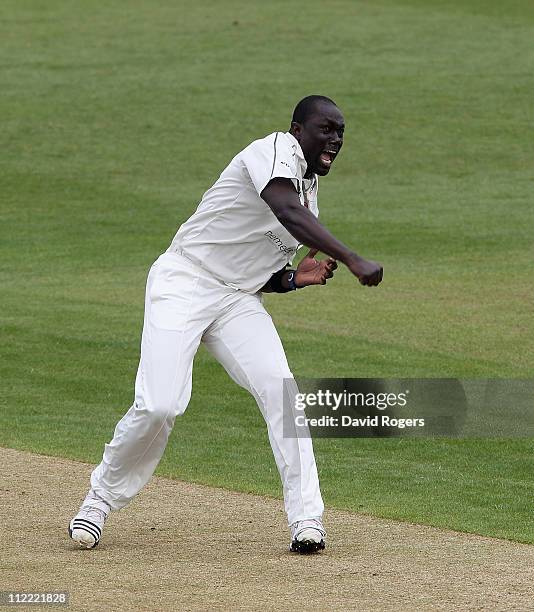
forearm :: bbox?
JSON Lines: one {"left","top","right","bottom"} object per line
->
{"left": 275, "top": 204, "right": 357, "bottom": 265}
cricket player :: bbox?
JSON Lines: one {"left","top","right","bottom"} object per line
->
{"left": 69, "top": 95, "right": 383, "bottom": 554}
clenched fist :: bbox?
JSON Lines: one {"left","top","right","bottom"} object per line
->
{"left": 345, "top": 253, "right": 383, "bottom": 286}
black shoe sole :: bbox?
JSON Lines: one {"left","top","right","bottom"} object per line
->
{"left": 290, "top": 539, "right": 326, "bottom": 554}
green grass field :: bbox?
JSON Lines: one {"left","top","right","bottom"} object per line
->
{"left": 1, "top": 0, "right": 533, "bottom": 543}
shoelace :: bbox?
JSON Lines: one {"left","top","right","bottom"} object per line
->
{"left": 79, "top": 505, "right": 107, "bottom": 524}
{"left": 292, "top": 519, "right": 326, "bottom": 537}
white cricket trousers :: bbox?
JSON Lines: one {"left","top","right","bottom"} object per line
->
{"left": 90, "top": 251, "right": 324, "bottom": 525}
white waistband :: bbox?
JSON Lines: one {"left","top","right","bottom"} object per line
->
{"left": 163, "top": 247, "right": 241, "bottom": 292}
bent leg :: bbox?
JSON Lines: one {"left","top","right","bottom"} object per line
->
{"left": 202, "top": 294, "right": 324, "bottom": 525}
{"left": 91, "top": 255, "right": 206, "bottom": 510}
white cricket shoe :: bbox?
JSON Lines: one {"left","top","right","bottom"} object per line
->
{"left": 289, "top": 518, "right": 326, "bottom": 554}
{"left": 68, "top": 492, "right": 110, "bottom": 549}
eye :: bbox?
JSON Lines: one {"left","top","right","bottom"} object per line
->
{"left": 322, "top": 126, "right": 331, "bottom": 134}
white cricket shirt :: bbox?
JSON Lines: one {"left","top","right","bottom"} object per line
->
{"left": 167, "top": 132, "right": 319, "bottom": 293}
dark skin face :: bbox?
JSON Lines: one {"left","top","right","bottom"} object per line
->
{"left": 290, "top": 101, "right": 345, "bottom": 178}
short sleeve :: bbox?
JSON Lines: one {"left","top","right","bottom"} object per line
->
{"left": 241, "top": 133, "right": 298, "bottom": 196}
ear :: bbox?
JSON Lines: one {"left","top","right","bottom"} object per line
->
{"left": 290, "top": 121, "right": 302, "bottom": 140}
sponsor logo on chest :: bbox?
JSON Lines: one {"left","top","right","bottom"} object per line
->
{"left": 264, "top": 230, "right": 298, "bottom": 255}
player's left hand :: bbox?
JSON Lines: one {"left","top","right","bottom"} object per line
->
{"left": 295, "top": 249, "right": 338, "bottom": 287}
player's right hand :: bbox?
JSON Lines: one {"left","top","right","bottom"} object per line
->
{"left": 346, "top": 254, "right": 383, "bottom": 286}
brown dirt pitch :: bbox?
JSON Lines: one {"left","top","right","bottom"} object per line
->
{"left": 1, "top": 447, "right": 533, "bottom": 611}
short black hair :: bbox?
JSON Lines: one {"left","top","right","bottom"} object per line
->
{"left": 292, "top": 95, "right": 338, "bottom": 124}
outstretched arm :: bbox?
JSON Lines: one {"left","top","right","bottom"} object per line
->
{"left": 261, "top": 177, "right": 383, "bottom": 286}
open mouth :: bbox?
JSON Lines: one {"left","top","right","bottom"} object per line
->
{"left": 319, "top": 149, "right": 337, "bottom": 168}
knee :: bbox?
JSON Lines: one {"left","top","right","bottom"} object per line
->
{"left": 149, "top": 403, "right": 175, "bottom": 423}
{"left": 256, "top": 372, "right": 295, "bottom": 404}
{"left": 138, "top": 399, "right": 184, "bottom": 425}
